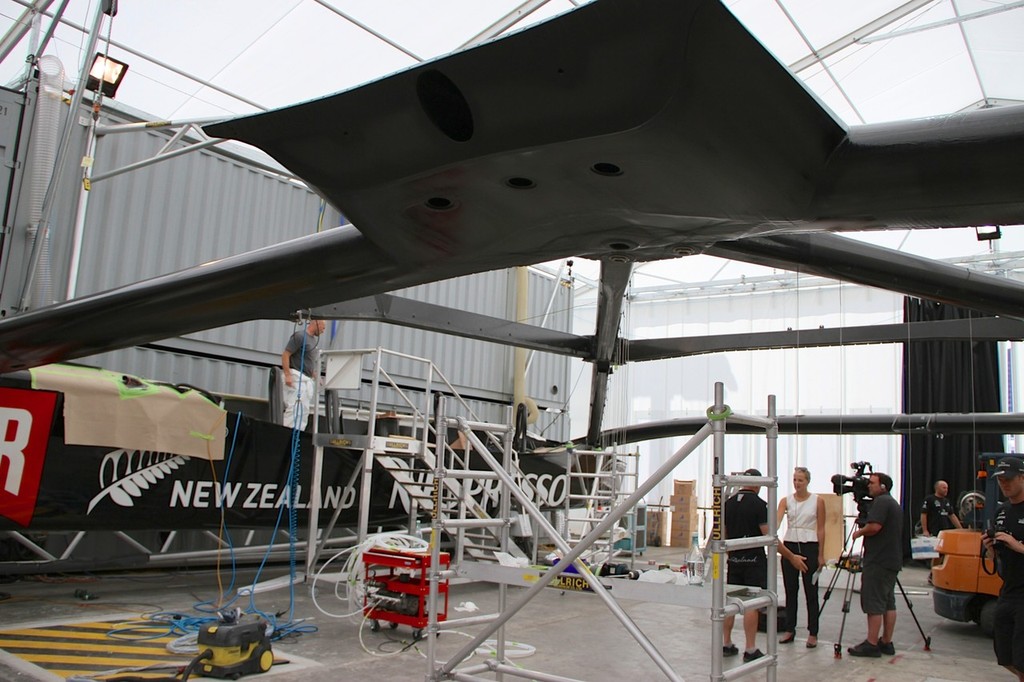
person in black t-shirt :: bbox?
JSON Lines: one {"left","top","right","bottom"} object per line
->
{"left": 722, "top": 468, "right": 768, "bottom": 663}
{"left": 982, "top": 457, "right": 1024, "bottom": 681}
{"left": 920, "top": 480, "right": 962, "bottom": 537}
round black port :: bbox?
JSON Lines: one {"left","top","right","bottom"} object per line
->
{"left": 417, "top": 70, "right": 474, "bottom": 142}
{"left": 591, "top": 162, "right": 623, "bottom": 176}
{"left": 505, "top": 177, "right": 535, "bottom": 189}
{"left": 425, "top": 196, "right": 455, "bottom": 211}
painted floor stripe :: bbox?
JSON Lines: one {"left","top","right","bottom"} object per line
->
{"left": 0, "top": 622, "right": 167, "bottom": 638}
{"left": 10, "top": 652, "right": 184, "bottom": 666}
{"left": 0, "top": 620, "right": 190, "bottom": 680}
{"left": 0, "top": 619, "right": 318, "bottom": 681}
{"left": 48, "top": 672, "right": 171, "bottom": 681}
{"left": 0, "top": 639, "right": 174, "bottom": 655}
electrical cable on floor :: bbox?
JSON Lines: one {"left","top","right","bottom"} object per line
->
{"left": 474, "top": 638, "right": 537, "bottom": 659}
{"left": 309, "top": 532, "right": 429, "bottom": 620}
{"left": 356, "top": 604, "right": 421, "bottom": 658}
{"left": 195, "top": 411, "right": 245, "bottom": 614}
{"left": 72, "top": 647, "right": 214, "bottom": 682}
{"left": 307, "top": 532, "right": 434, "bottom": 656}
{"left": 65, "top": 663, "right": 184, "bottom": 682}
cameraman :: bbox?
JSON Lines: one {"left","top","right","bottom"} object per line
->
{"left": 848, "top": 472, "right": 902, "bottom": 658}
{"left": 981, "top": 456, "right": 1024, "bottom": 681}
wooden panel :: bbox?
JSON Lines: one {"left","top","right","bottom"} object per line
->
{"left": 820, "top": 493, "right": 845, "bottom": 561}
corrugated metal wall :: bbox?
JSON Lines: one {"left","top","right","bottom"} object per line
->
{"left": 54, "top": 103, "right": 571, "bottom": 440}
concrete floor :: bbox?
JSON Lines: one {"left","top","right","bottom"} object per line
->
{"left": 0, "top": 546, "right": 1004, "bottom": 682}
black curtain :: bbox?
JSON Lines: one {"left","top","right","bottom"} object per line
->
{"left": 901, "top": 298, "right": 1004, "bottom": 553}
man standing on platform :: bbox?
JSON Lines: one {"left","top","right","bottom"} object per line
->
{"left": 281, "top": 319, "right": 326, "bottom": 430}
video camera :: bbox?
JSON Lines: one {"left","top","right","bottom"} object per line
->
{"left": 831, "top": 461, "right": 874, "bottom": 525}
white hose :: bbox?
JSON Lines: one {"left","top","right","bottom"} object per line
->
{"left": 25, "top": 54, "right": 64, "bottom": 307}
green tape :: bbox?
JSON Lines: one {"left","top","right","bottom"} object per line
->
{"left": 706, "top": 404, "right": 732, "bottom": 421}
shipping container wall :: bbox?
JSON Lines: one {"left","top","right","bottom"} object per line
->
{"left": 57, "top": 104, "right": 571, "bottom": 440}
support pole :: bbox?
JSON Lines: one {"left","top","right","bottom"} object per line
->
{"left": 355, "top": 348, "right": 384, "bottom": 546}
{"left": 304, "top": 348, "right": 325, "bottom": 576}
{"left": 710, "top": 382, "right": 727, "bottom": 682}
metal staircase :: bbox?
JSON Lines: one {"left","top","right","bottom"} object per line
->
{"left": 372, "top": 439, "right": 525, "bottom": 562}
{"left": 305, "top": 348, "right": 528, "bottom": 572}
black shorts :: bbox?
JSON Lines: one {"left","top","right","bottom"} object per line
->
{"left": 994, "top": 596, "right": 1024, "bottom": 670}
{"left": 860, "top": 564, "right": 897, "bottom": 615}
{"left": 727, "top": 558, "right": 767, "bottom": 589}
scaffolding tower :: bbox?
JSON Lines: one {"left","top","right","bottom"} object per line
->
{"left": 419, "top": 382, "right": 780, "bottom": 682}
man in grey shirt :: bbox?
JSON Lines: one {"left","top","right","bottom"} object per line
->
{"left": 848, "top": 471, "right": 902, "bottom": 657}
{"left": 281, "top": 319, "right": 326, "bottom": 430}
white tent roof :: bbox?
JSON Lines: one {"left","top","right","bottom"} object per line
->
{"left": 1, "top": 0, "right": 1022, "bottom": 284}
{"left": 2, "top": 1, "right": 1021, "bottom": 124}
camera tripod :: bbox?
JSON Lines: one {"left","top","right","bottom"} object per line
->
{"left": 818, "top": 526, "right": 932, "bottom": 658}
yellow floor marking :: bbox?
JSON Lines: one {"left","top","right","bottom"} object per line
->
{"left": 15, "top": 652, "right": 181, "bottom": 666}
{"left": 0, "top": 620, "right": 191, "bottom": 679}
{"left": 0, "top": 627, "right": 167, "bottom": 640}
{"left": 47, "top": 672, "right": 173, "bottom": 680}
{"left": 0, "top": 638, "right": 185, "bottom": 655}
{"left": 48, "top": 671, "right": 173, "bottom": 675}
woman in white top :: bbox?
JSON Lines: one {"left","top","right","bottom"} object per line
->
{"left": 777, "top": 466, "right": 826, "bottom": 647}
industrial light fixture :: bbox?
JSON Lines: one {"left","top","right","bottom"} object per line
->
{"left": 975, "top": 225, "right": 1002, "bottom": 241}
{"left": 85, "top": 53, "right": 128, "bottom": 98}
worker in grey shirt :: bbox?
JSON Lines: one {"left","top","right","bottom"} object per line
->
{"left": 281, "top": 319, "right": 325, "bottom": 430}
{"left": 848, "top": 471, "right": 902, "bottom": 657}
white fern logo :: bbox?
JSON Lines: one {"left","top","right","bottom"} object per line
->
{"left": 86, "top": 449, "right": 186, "bottom": 513}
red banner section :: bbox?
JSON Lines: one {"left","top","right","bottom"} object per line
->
{"left": 0, "top": 387, "right": 58, "bottom": 527}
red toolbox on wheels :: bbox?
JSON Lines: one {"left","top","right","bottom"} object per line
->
{"left": 362, "top": 548, "right": 450, "bottom": 640}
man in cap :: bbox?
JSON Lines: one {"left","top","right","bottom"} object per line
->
{"left": 982, "top": 456, "right": 1024, "bottom": 681}
{"left": 848, "top": 471, "right": 902, "bottom": 657}
{"left": 722, "top": 468, "right": 768, "bottom": 663}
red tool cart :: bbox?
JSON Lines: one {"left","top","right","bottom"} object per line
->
{"left": 362, "top": 547, "right": 450, "bottom": 640}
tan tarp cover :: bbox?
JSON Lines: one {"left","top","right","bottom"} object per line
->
{"left": 31, "top": 364, "right": 226, "bottom": 460}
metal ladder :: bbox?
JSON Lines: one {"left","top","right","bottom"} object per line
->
{"left": 709, "top": 388, "right": 780, "bottom": 682}
{"left": 562, "top": 446, "right": 639, "bottom": 565}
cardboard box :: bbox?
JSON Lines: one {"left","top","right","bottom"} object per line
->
{"left": 646, "top": 510, "right": 670, "bottom": 547}
{"left": 669, "top": 479, "right": 699, "bottom": 547}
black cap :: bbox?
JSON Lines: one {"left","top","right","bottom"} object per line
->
{"left": 744, "top": 468, "right": 762, "bottom": 477}
{"left": 994, "top": 457, "right": 1024, "bottom": 478}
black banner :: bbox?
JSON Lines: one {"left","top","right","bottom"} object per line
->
{"left": 0, "top": 384, "right": 574, "bottom": 533}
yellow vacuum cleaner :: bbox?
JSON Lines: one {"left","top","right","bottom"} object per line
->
{"left": 196, "top": 611, "right": 273, "bottom": 679}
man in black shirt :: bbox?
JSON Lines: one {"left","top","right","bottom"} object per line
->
{"left": 982, "top": 456, "right": 1024, "bottom": 681}
{"left": 722, "top": 468, "right": 768, "bottom": 663}
{"left": 920, "top": 480, "right": 962, "bottom": 537}
{"left": 848, "top": 472, "right": 902, "bottom": 657}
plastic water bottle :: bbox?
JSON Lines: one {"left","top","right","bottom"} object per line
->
{"left": 686, "top": 532, "right": 704, "bottom": 585}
